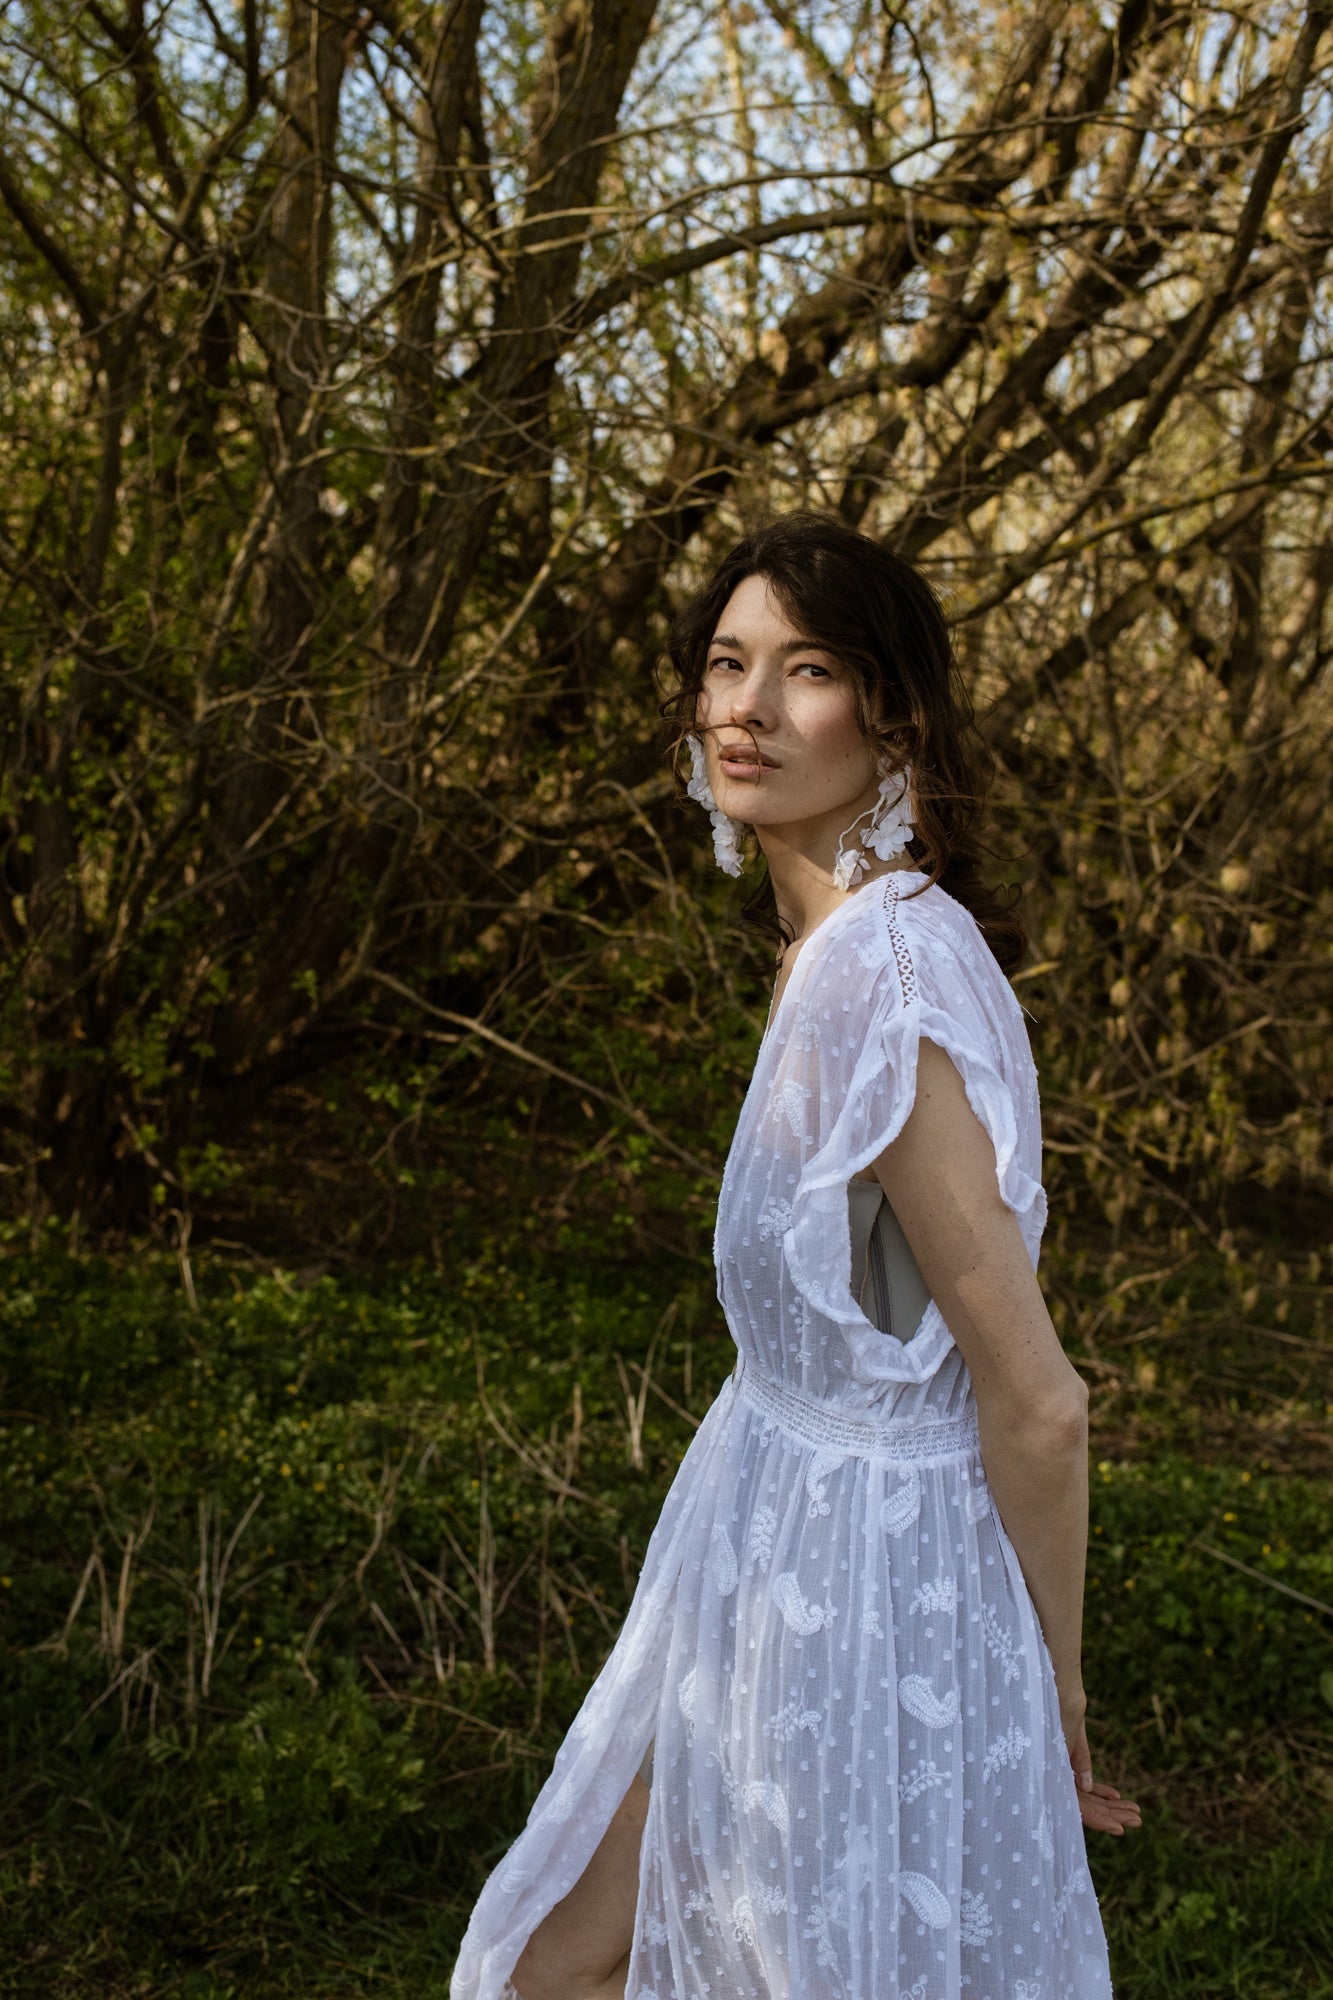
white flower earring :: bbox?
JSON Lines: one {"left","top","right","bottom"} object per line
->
{"left": 832, "top": 760, "right": 915, "bottom": 892}
{"left": 685, "top": 731, "right": 746, "bottom": 877}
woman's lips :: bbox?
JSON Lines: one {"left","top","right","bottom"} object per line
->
{"left": 718, "top": 752, "right": 777, "bottom": 776}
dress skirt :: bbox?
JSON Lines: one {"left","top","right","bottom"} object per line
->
{"left": 450, "top": 1356, "right": 1112, "bottom": 2000}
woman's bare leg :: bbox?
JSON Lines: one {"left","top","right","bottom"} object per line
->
{"left": 509, "top": 1774, "right": 650, "bottom": 2000}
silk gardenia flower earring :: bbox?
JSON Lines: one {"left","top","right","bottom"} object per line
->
{"left": 832, "top": 760, "right": 915, "bottom": 891}
{"left": 685, "top": 732, "right": 746, "bottom": 876}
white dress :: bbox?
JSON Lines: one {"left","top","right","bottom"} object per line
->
{"left": 450, "top": 867, "right": 1114, "bottom": 2000}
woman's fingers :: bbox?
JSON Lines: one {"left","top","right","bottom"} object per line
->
{"left": 1066, "top": 1719, "right": 1142, "bottom": 1834}
{"left": 1079, "top": 1791, "right": 1143, "bottom": 1834}
{"left": 1075, "top": 1774, "right": 1142, "bottom": 1834}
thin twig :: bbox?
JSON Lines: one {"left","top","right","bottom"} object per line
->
{"left": 1192, "top": 1541, "right": 1333, "bottom": 1620}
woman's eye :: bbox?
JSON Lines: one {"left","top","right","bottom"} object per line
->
{"left": 704, "top": 655, "right": 831, "bottom": 677}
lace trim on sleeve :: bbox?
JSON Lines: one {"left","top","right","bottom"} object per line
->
{"left": 884, "top": 873, "right": 919, "bottom": 1006}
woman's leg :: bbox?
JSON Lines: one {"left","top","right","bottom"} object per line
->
{"left": 509, "top": 1773, "right": 650, "bottom": 2000}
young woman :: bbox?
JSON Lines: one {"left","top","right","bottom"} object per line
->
{"left": 451, "top": 513, "right": 1140, "bottom": 2000}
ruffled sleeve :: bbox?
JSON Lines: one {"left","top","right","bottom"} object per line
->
{"left": 775, "top": 877, "right": 1047, "bottom": 1388}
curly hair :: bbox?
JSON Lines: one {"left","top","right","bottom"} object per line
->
{"left": 659, "top": 511, "right": 1027, "bottom": 978}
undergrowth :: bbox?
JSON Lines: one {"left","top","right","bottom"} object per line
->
{"left": 0, "top": 1219, "right": 1329, "bottom": 1998}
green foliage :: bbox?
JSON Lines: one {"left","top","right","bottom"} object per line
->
{"left": 2, "top": 0, "right": 1330, "bottom": 1246}
{"left": 1095, "top": 1830, "right": 1333, "bottom": 1999}
{"left": 1, "top": 1228, "right": 1330, "bottom": 1996}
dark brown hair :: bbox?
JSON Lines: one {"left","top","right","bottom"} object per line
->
{"left": 659, "top": 511, "right": 1027, "bottom": 977}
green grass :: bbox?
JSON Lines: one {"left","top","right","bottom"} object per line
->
{"left": 1, "top": 1221, "right": 1329, "bottom": 1997}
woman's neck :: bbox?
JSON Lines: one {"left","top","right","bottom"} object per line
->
{"left": 767, "top": 851, "right": 920, "bottom": 956}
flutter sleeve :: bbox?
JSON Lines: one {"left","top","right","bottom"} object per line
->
{"left": 776, "top": 880, "right": 1047, "bottom": 1387}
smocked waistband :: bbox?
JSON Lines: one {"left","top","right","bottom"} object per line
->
{"left": 733, "top": 1353, "right": 979, "bottom": 1462}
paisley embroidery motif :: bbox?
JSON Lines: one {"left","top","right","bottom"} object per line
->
{"left": 898, "top": 1869, "right": 952, "bottom": 1928}
{"left": 728, "top": 1888, "right": 788, "bottom": 1952}
{"left": 729, "top": 1894, "right": 758, "bottom": 1950}
{"left": 772, "top": 1570, "right": 835, "bottom": 1634}
{"left": 898, "top": 1674, "right": 960, "bottom": 1729}
{"left": 710, "top": 1523, "right": 739, "bottom": 1596}
{"left": 740, "top": 1776, "right": 790, "bottom": 1838}
{"left": 805, "top": 1446, "right": 844, "bottom": 1518}
{"left": 880, "top": 1469, "right": 922, "bottom": 1535}
{"left": 965, "top": 1476, "right": 993, "bottom": 1524}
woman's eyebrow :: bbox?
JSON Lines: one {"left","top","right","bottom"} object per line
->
{"left": 707, "top": 633, "right": 832, "bottom": 654}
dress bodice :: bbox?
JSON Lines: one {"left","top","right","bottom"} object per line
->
{"left": 713, "top": 867, "right": 1045, "bottom": 1421}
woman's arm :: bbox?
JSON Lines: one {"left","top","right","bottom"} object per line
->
{"left": 869, "top": 1037, "right": 1141, "bottom": 1837}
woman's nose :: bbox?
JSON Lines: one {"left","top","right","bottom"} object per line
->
{"left": 726, "top": 682, "right": 772, "bottom": 729}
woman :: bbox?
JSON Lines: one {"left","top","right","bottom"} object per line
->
{"left": 451, "top": 513, "right": 1140, "bottom": 2000}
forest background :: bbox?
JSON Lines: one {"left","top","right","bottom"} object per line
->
{"left": 1, "top": 0, "right": 1330, "bottom": 1993}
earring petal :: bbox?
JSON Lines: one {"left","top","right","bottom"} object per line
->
{"left": 864, "top": 763, "right": 915, "bottom": 861}
{"left": 686, "top": 732, "right": 745, "bottom": 877}
{"left": 686, "top": 732, "right": 718, "bottom": 811}
{"left": 832, "top": 760, "right": 915, "bottom": 888}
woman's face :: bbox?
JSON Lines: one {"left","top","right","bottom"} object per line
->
{"left": 694, "top": 572, "right": 881, "bottom": 838}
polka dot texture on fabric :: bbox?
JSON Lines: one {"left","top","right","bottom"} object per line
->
{"left": 451, "top": 870, "right": 1113, "bottom": 2000}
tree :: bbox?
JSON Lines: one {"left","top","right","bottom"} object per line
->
{"left": 0, "top": 0, "right": 1329, "bottom": 1236}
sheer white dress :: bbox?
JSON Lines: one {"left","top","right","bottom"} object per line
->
{"left": 450, "top": 867, "right": 1114, "bottom": 2000}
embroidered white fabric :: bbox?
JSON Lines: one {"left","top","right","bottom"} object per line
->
{"left": 451, "top": 868, "right": 1113, "bottom": 2000}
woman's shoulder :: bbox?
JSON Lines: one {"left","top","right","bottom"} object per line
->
{"left": 818, "top": 871, "right": 1031, "bottom": 1073}
{"left": 837, "top": 868, "right": 1002, "bottom": 999}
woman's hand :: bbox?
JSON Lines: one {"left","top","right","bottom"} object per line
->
{"left": 1061, "top": 1690, "right": 1142, "bottom": 1837}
